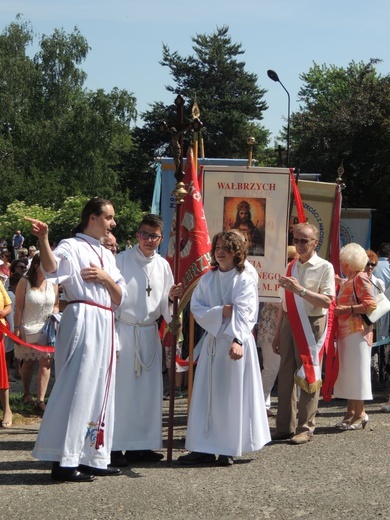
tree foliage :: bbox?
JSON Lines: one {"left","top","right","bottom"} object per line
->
{"left": 137, "top": 26, "right": 270, "bottom": 162}
{"left": 0, "top": 17, "right": 140, "bottom": 215}
{"left": 290, "top": 59, "right": 390, "bottom": 244}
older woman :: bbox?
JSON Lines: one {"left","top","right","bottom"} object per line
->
{"left": 333, "top": 243, "right": 376, "bottom": 430}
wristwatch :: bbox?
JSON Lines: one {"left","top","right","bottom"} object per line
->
{"left": 233, "top": 338, "right": 243, "bottom": 346}
{"left": 300, "top": 288, "right": 307, "bottom": 297}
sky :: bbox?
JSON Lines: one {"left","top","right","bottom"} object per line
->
{"left": 1, "top": 1, "right": 389, "bottom": 144}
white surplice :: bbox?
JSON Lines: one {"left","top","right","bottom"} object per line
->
{"left": 186, "top": 268, "right": 271, "bottom": 457}
{"left": 112, "top": 245, "right": 174, "bottom": 450}
{"left": 32, "top": 234, "right": 127, "bottom": 468}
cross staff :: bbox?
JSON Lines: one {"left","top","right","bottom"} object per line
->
{"left": 160, "top": 95, "right": 202, "bottom": 463}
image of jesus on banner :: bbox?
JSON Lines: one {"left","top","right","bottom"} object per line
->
{"left": 223, "top": 197, "right": 266, "bottom": 256}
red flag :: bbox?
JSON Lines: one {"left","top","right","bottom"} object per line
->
{"left": 329, "top": 185, "right": 342, "bottom": 276}
{"left": 289, "top": 168, "right": 306, "bottom": 223}
{"left": 166, "top": 147, "right": 211, "bottom": 312}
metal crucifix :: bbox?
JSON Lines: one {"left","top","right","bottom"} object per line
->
{"left": 160, "top": 94, "right": 203, "bottom": 464}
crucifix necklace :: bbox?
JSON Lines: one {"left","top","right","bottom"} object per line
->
{"left": 135, "top": 255, "right": 156, "bottom": 297}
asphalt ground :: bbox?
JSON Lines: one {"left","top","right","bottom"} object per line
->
{"left": 1, "top": 368, "right": 390, "bottom": 520}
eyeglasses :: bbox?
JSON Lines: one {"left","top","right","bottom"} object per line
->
{"left": 366, "top": 262, "right": 377, "bottom": 268}
{"left": 292, "top": 238, "right": 315, "bottom": 245}
{"left": 15, "top": 264, "right": 27, "bottom": 269}
{"left": 138, "top": 231, "right": 162, "bottom": 242}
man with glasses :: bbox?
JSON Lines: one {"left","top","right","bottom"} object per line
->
{"left": 111, "top": 214, "right": 182, "bottom": 466}
{"left": 271, "top": 223, "right": 335, "bottom": 444}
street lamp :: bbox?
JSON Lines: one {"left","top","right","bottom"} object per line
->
{"left": 267, "top": 69, "right": 290, "bottom": 167}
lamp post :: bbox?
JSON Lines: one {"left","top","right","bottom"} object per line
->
{"left": 267, "top": 69, "right": 290, "bottom": 167}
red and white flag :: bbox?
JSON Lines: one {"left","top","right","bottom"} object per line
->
{"left": 166, "top": 146, "right": 211, "bottom": 312}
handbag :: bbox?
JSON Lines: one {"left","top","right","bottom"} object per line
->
{"left": 353, "top": 278, "right": 390, "bottom": 325}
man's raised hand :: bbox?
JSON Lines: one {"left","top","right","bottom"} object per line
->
{"left": 24, "top": 217, "right": 49, "bottom": 238}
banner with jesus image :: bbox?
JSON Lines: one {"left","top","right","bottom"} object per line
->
{"left": 202, "top": 166, "right": 291, "bottom": 301}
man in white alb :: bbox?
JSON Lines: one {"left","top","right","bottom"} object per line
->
{"left": 26, "top": 197, "right": 127, "bottom": 482}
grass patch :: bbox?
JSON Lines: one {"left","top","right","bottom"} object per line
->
{"left": 1, "top": 392, "right": 44, "bottom": 426}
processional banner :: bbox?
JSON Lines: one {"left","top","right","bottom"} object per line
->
{"left": 289, "top": 180, "right": 339, "bottom": 260}
{"left": 202, "top": 166, "right": 291, "bottom": 301}
{"left": 340, "top": 208, "right": 372, "bottom": 249}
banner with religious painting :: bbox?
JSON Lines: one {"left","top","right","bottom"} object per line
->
{"left": 202, "top": 166, "right": 291, "bottom": 301}
{"left": 289, "top": 180, "right": 339, "bottom": 260}
{"left": 157, "top": 158, "right": 249, "bottom": 257}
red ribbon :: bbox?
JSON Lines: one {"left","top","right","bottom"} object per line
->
{"left": 0, "top": 321, "right": 55, "bottom": 353}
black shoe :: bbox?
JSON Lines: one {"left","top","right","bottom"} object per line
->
{"left": 125, "top": 450, "right": 164, "bottom": 462}
{"left": 271, "top": 431, "right": 295, "bottom": 441}
{"left": 78, "top": 464, "right": 122, "bottom": 477}
{"left": 217, "top": 455, "right": 234, "bottom": 466}
{"left": 51, "top": 462, "right": 95, "bottom": 482}
{"left": 177, "top": 452, "right": 216, "bottom": 465}
{"left": 110, "top": 451, "right": 129, "bottom": 467}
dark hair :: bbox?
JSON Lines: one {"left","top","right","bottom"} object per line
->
{"left": 138, "top": 214, "right": 164, "bottom": 233}
{"left": 26, "top": 252, "right": 41, "bottom": 288}
{"left": 377, "top": 243, "right": 390, "bottom": 257}
{"left": 8, "top": 272, "right": 22, "bottom": 292}
{"left": 210, "top": 231, "right": 246, "bottom": 273}
{"left": 10, "top": 257, "right": 27, "bottom": 274}
{"left": 71, "top": 197, "right": 113, "bottom": 237}
{"left": 1, "top": 251, "right": 11, "bottom": 262}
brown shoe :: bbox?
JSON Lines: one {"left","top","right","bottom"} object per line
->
{"left": 271, "top": 431, "right": 294, "bottom": 441}
{"left": 289, "top": 432, "right": 312, "bottom": 445}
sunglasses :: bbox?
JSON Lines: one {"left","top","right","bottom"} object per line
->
{"left": 366, "top": 262, "right": 377, "bottom": 268}
{"left": 137, "top": 231, "right": 162, "bottom": 242}
{"left": 292, "top": 238, "right": 315, "bottom": 245}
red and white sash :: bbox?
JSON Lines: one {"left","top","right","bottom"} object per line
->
{"left": 285, "top": 260, "right": 327, "bottom": 393}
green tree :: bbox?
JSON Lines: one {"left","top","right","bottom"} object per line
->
{"left": 290, "top": 59, "right": 390, "bottom": 245}
{"left": 137, "top": 26, "right": 270, "bottom": 161}
{"left": 0, "top": 18, "right": 139, "bottom": 211}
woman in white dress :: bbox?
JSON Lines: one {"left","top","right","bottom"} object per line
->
{"left": 333, "top": 243, "right": 376, "bottom": 430}
{"left": 178, "top": 231, "right": 270, "bottom": 466}
{"left": 14, "top": 253, "right": 59, "bottom": 411}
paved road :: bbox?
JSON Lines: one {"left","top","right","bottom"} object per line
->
{"left": 1, "top": 387, "right": 390, "bottom": 520}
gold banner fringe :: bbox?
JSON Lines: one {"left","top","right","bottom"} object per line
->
{"left": 294, "top": 374, "right": 323, "bottom": 395}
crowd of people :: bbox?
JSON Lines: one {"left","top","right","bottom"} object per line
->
{"left": 0, "top": 199, "right": 390, "bottom": 483}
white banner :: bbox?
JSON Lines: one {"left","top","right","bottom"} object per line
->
{"left": 340, "top": 208, "right": 372, "bottom": 249}
{"left": 202, "top": 166, "right": 291, "bottom": 300}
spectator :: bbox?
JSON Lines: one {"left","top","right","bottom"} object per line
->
{"left": 257, "top": 245, "right": 299, "bottom": 416}
{"left": 0, "top": 279, "right": 12, "bottom": 428}
{"left": 0, "top": 236, "right": 8, "bottom": 253}
{"left": 11, "top": 230, "right": 24, "bottom": 259}
{"left": 27, "top": 245, "right": 37, "bottom": 267}
{"left": 5, "top": 272, "right": 23, "bottom": 381}
{"left": 333, "top": 243, "right": 376, "bottom": 430}
{"left": 373, "top": 243, "right": 390, "bottom": 341}
{"left": 102, "top": 233, "right": 118, "bottom": 256}
{"left": 14, "top": 253, "right": 59, "bottom": 411}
